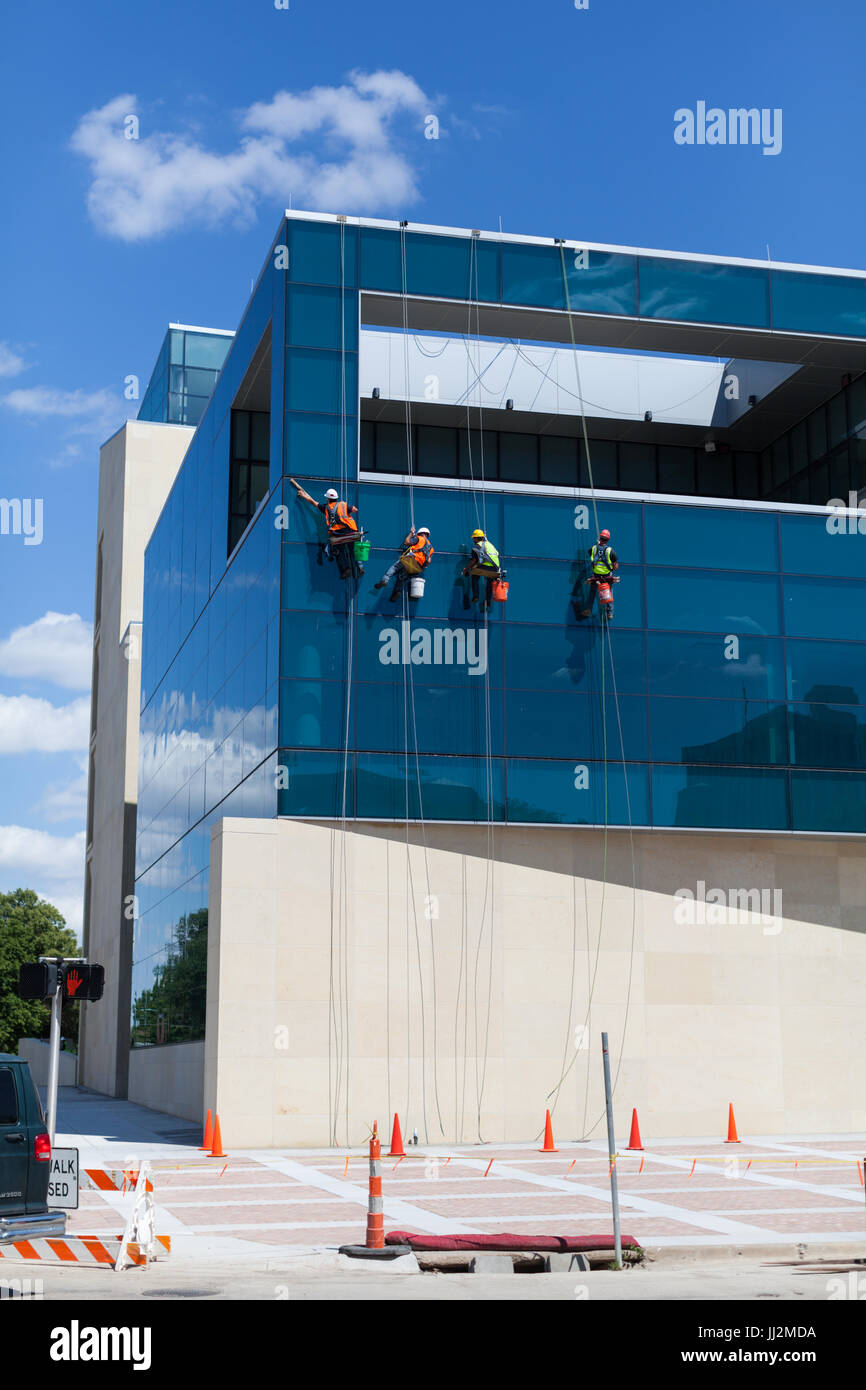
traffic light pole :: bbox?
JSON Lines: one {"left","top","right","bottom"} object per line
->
{"left": 45, "top": 981, "right": 62, "bottom": 1145}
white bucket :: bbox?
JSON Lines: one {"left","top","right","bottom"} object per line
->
{"left": 409, "top": 575, "right": 426, "bottom": 598}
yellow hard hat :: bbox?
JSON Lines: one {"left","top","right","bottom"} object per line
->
{"left": 472, "top": 529, "right": 485, "bottom": 539}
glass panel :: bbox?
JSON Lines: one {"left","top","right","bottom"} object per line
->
{"left": 828, "top": 392, "right": 848, "bottom": 450}
{"left": 356, "top": 681, "right": 502, "bottom": 757}
{"left": 652, "top": 765, "right": 789, "bottom": 830}
{"left": 287, "top": 283, "right": 358, "bottom": 350}
{"left": 539, "top": 435, "right": 579, "bottom": 487}
{"left": 771, "top": 269, "right": 866, "bottom": 338}
{"left": 355, "top": 752, "right": 505, "bottom": 821}
{"left": 697, "top": 451, "right": 734, "bottom": 498}
{"left": 583, "top": 438, "right": 616, "bottom": 489}
{"left": 288, "top": 219, "right": 358, "bottom": 287}
{"left": 618, "top": 442, "right": 656, "bottom": 492}
{"left": 249, "top": 411, "right": 270, "bottom": 461}
{"left": 506, "top": 557, "right": 643, "bottom": 629}
{"left": 504, "top": 494, "right": 641, "bottom": 563}
{"left": 506, "top": 624, "right": 646, "bottom": 694}
{"left": 639, "top": 257, "right": 769, "bottom": 328}
{"left": 645, "top": 503, "right": 778, "bottom": 571}
{"left": 783, "top": 575, "right": 866, "bottom": 641}
{"left": 501, "top": 244, "right": 637, "bottom": 315}
{"left": 279, "top": 678, "right": 347, "bottom": 748}
{"left": 648, "top": 632, "right": 785, "bottom": 700}
{"left": 789, "top": 424, "right": 808, "bottom": 474}
{"left": 277, "top": 749, "right": 349, "bottom": 816}
{"left": 505, "top": 689, "right": 647, "bottom": 760}
{"left": 375, "top": 421, "right": 410, "bottom": 474}
{"left": 658, "top": 446, "right": 696, "bottom": 495}
{"left": 734, "top": 452, "right": 759, "bottom": 499}
{"left": 232, "top": 411, "right": 249, "bottom": 460}
{"left": 646, "top": 569, "right": 780, "bottom": 634}
{"left": 808, "top": 406, "right": 827, "bottom": 463}
{"left": 354, "top": 615, "right": 504, "bottom": 687}
{"left": 789, "top": 702, "right": 866, "bottom": 768}
{"left": 284, "top": 413, "right": 358, "bottom": 481}
{"left": 360, "top": 419, "right": 375, "bottom": 470}
{"left": 416, "top": 425, "right": 457, "bottom": 477}
{"left": 787, "top": 638, "right": 866, "bottom": 705}
{"left": 183, "top": 332, "right": 232, "bottom": 369}
{"left": 791, "top": 769, "right": 866, "bottom": 833}
{"left": 650, "top": 696, "right": 787, "bottom": 765}
{"left": 285, "top": 348, "right": 358, "bottom": 415}
{"left": 506, "top": 758, "right": 649, "bottom": 826}
{"left": 498, "top": 432, "right": 538, "bottom": 482}
{"left": 458, "top": 428, "right": 497, "bottom": 480}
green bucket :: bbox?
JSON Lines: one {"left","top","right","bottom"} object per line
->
{"left": 354, "top": 539, "right": 371, "bottom": 561}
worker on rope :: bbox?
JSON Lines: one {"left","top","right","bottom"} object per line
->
{"left": 374, "top": 525, "right": 434, "bottom": 600}
{"left": 290, "top": 478, "right": 364, "bottom": 579}
{"left": 580, "top": 528, "right": 619, "bottom": 618}
{"left": 462, "top": 528, "right": 501, "bottom": 610}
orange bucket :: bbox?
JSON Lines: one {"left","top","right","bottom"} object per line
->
{"left": 490, "top": 578, "right": 509, "bottom": 603}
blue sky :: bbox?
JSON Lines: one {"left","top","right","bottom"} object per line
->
{"left": 0, "top": 0, "right": 864, "bottom": 932}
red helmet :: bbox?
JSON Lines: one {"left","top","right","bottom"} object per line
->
{"left": 599, "top": 529, "right": 610, "bottom": 541}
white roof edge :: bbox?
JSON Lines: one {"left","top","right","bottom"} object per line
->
{"left": 358, "top": 470, "right": 861, "bottom": 518}
{"left": 167, "top": 323, "right": 235, "bottom": 337}
{"left": 283, "top": 209, "right": 866, "bottom": 280}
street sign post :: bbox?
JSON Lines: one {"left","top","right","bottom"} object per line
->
{"left": 17, "top": 956, "right": 104, "bottom": 1143}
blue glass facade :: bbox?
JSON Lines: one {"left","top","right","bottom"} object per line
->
{"left": 130, "top": 215, "right": 866, "bottom": 1047}
{"left": 138, "top": 326, "right": 233, "bottom": 427}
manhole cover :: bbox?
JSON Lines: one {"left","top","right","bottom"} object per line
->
{"left": 140, "top": 1290, "right": 217, "bottom": 1299}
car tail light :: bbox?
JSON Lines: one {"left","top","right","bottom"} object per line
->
{"left": 34, "top": 1132, "right": 51, "bottom": 1162}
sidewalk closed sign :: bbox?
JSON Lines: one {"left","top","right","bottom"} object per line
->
{"left": 48, "top": 1147, "right": 79, "bottom": 1209}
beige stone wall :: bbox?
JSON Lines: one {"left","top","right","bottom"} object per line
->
{"left": 128, "top": 1041, "right": 204, "bottom": 1123}
{"left": 79, "top": 421, "right": 194, "bottom": 1099}
{"left": 203, "top": 816, "right": 866, "bottom": 1147}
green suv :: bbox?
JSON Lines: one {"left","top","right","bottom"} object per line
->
{"left": 0, "top": 1054, "right": 66, "bottom": 1242}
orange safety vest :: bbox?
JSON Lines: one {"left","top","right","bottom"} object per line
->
{"left": 324, "top": 499, "right": 358, "bottom": 534}
{"left": 400, "top": 536, "right": 434, "bottom": 573}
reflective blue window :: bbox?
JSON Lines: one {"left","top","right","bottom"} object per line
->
{"left": 502, "top": 495, "right": 641, "bottom": 563}
{"left": 647, "top": 632, "right": 785, "bottom": 700}
{"left": 788, "top": 703, "right": 866, "bottom": 769}
{"left": 501, "top": 245, "right": 636, "bottom": 315}
{"left": 288, "top": 219, "right": 358, "bottom": 287}
{"left": 285, "top": 348, "right": 358, "bottom": 415}
{"left": 786, "top": 638, "right": 866, "bottom": 705}
{"left": 356, "top": 681, "right": 503, "bottom": 757}
{"left": 645, "top": 504, "right": 778, "bottom": 571}
{"left": 783, "top": 575, "right": 866, "bottom": 641}
{"left": 277, "top": 749, "right": 349, "bottom": 817}
{"left": 506, "top": 758, "right": 649, "bottom": 826}
{"left": 281, "top": 611, "right": 346, "bottom": 680}
{"left": 287, "top": 284, "right": 358, "bottom": 351}
{"left": 284, "top": 414, "right": 358, "bottom": 482}
{"left": 506, "top": 624, "right": 646, "bottom": 695}
{"left": 355, "top": 753, "right": 505, "bottom": 821}
{"left": 505, "top": 558, "right": 644, "bottom": 629}
{"left": 505, "top": 690, "right": 647, "bottom": 760}
{"left": 639, "top": 257, "right": 769, "bottom": 328}
{"left": 279, "top": 678, "right": 347, "bottom": 748}
{"left": 647, "top": 570, "right": 781, "bottom": 635}
{"left": 771, "top": 270, "right": 866, "bottom": 339}
{"left": 354, "top": 615, "right": 504, "bottom": 687}
{"left": 360, "top": 230, "right": 498, "bottom": 301}
{"left": 650, "top": 697, "right": 787, "bottom": 765}
{"left": 652, "top": 766, "right": 789, "bottom": 830}
{"left": 791, "top": 770, "right": 866, "bottom": 833}
{"left": 780, "top": 512, "right": 866, "bottom": 580}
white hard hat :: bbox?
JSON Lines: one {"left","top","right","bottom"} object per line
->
{"left": 417, "top": 526, "right": 430, "bottom": 535}
{"left": 324, "top": 488, "right": 339, "bottom": 500}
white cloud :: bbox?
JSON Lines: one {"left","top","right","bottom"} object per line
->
{"left": 33, "top": 759, "right": 89, "bottom": 825}
{"left": 0, "top": 828, "right": 85, "bottom": 937}
{"left": 0, "top": 694, "right": 90, "bottom": 752}
{"left": 0, "top": 342, "right": 28, "bottom": 378}
{"left": 1, "top": 385, "right": 124, "bottom": 438}
{"left": 0, "top": 826, "right": 86, "bottom": 880}
{"left": 0, "top": 612, "right": 92, "bottom": 690}
{"left": 70, "top": 73, "right": 432, "bottom": 242}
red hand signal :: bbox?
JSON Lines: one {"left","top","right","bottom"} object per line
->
{"left": 65, "top": 969, "right": 82, "bottom": 997}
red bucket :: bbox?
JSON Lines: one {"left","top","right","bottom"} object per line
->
{"left": 490, "top": 578, "right": 509, "bottom": 603}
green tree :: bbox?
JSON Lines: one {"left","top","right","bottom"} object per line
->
{"left": 0, "top": 888, "right": 80, "bottom": 1054}
{"left": 131, "top": 908, "right": 208, "bottom": 1046}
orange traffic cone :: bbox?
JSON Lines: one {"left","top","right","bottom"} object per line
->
{"left": 199, "top": 1109, "right": 213, "bottom": 1152}
{"left": 209, "top": 1114, "right": 226, "bottom": 1157}
{"left": 539, "top": 1109, "right": 558, "bottom": 1153}
{"left": 626, "top": 1108, "right": 644, "bottom": 1151}
{"left": 724, "top": 1103, "right": 741, "bottom": 1144}
{"left": 388, "top": 1113, "right": 405, "bottom": 1157}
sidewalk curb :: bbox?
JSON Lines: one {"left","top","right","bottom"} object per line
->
{"left": 642, "top": 1240, "right": 866, "bottom": 1268}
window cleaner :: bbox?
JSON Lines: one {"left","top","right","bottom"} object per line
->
{"left": 374, "top": 526, "right": 434, "bottom": 601}
{"left": 462, "top": 528, "right": 502, "bottom": 610}
{"left": 291, "top": 478, "right": 365, "bottom": 579}
{"left": 580, "top": 528, "right": 620, "bottom": 619}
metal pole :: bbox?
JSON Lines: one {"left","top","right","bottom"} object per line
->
{"left": 45, "top": 983, "right": 62, "bottom": 1145}
{"left": 601, "top": 1031, "right": 622, "bottom": 1270}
